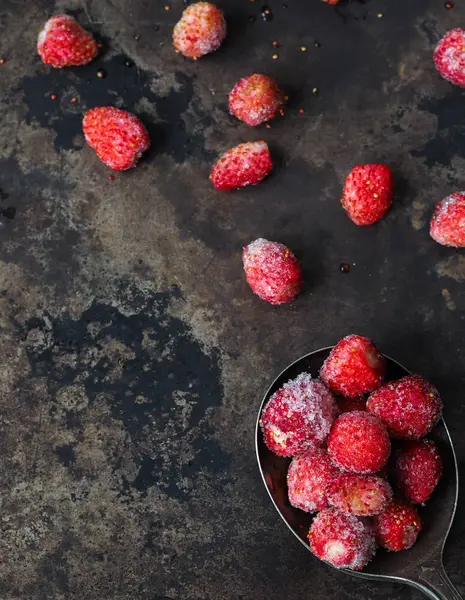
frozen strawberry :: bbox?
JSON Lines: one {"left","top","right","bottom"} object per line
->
{"left": 374, "top": 500, "right": 421, "bottom": 551}
{"left": 173, "top": 2, "right": 226, "bottom": 59}
{"left": 308, "top": 508, "right": 376, "bottom": 570}
{"left": 430, "top": 192, "right": 465, "bottom": 247}
{"left": 341, "top": 164, "right": 394, "bottom": 226}
{"left": 393, "top": 440, "right": 442, "bottom": 504}
{"left": 327, "top": 473, "right": 393, "bottom": 517}
{"left": 287, "top": 448, "right": 339, "bottom": 513}
{"left": 260, "top": 374, "right": 338, "bottom": 456}
{"left": 337, "top": 396, "right": 367, "bottom": 413}
{"left": 434, "top": 29, "right": 465, "bottom": 87}
{"left": 37, "top": 14, "right": 98, "bottom": 68}
{"left": 210, "top": 141, "right": 272, "bottom": 191}
{"left": 242, "top": 238, "right": 303, "bottom": 305}
{"left": 328, "top": 411, "right": 390, "bottom": 474}
{"left": 320, "top": 335, "right": 386, "bottom": 398}
{"left": 229, "top": 74, "right": 284, "bottom": 127}
{"left": 367, "top": 375, "right": 442, "bottom": 440}
{"left": 82, "top": 107, "right": 150, "bottom": 171}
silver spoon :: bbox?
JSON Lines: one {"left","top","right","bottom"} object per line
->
{"left": 255, "top": 347, "right": 462, "bottom": 600}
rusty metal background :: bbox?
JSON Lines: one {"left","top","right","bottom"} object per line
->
{"left": 0, "top": 0, "right": 465, "bottom": 599}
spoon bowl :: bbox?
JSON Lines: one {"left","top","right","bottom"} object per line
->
{"left": 255, "top": 347, "right": 462, "bottom": 600}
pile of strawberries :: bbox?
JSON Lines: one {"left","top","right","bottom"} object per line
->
{"left": 35, "top": 5, "right": 465, "bottom": 299}
{"left": 260, "top": 334, "right": 443, "bottom": 571}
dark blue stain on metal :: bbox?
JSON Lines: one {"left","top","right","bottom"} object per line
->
{"left": 18, "top": 55, "right": 213, "bottom": 163}
{"left": 54, "top": 443, "right": 76, "bottom": 466}
{"left": 21, "top": 283, "right": 230, "bottom": 499}
{"left": 411, "top": 89, "right": 465, "bottom": 170}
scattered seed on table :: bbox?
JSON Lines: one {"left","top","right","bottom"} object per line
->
{"left": 261, "top": 6, "right": 273, "bottom": 21}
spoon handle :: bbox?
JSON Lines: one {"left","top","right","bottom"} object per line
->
{"left": 416, "top": 564, "right": 463, "bottom": 600}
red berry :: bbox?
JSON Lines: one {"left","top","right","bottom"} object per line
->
{"left": 328, "top": 411, "right": 391, "bottom": 474}
{"left": 83, "top": 107, "right": 150, "bottom": 171}
{"left": 367, "top": 375, "right": 442, "bottom": 440}
{"left": 322, "top": 0, "right": 341, "bottom": 3}
{"left": 434, "top": 29, "right": 465, "bottom": 87}
{"left": 173, "top": 2, "right": 226, "bottom": 59}
{"left": 320, "top": 334, "right": 386, "bottom": 398}
{"left": 210, "top": 141, "right": 272, "bottom": 191}
{"left": 393, "top": 439, "right": 442, "bottom": 504}
{"left": 308, "top": 508, "right": 375, "bottom": 570}
{"left": 37, "top": 14, "right": 98, "bottom": 68}
{"left": 327, "top": 473, "right": 393, "bottom": 516}
{"left": 374, "top": 500, "right": 421, "bottom": 551}
{"left": 242, "top": 238, "right": 303, "bottom": 305}
{"left": 229, "top": 74, "right": 284, "bottom": 127}
{"left": 430, "top": 192, "right": 465, "bottom": 247}
{"left": 260, "top": 374, "right": 338, "bottom": 456}
{"left": 341, "top": 164, "right": 394, "bottom": 226}
{"left": 337, "top": 396, "right": 367, "bottom": 413}
{"left": 287, "top": 448, "right": 339, "bottom": 512}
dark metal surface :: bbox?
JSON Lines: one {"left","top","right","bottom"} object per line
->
{"left": 1, "top": 0, "right": 465, "bottom": 599}
{"left": 256, "top": 348, "right": 460, "bottom": 600}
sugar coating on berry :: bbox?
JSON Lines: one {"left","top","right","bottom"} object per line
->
{"left": 367, "top": 375, "right": 442, "bottom": 439}
{"left": 337, "top": 396, "right": 367, "bottom": 413}
{"left": 83, "top": 107, "right": 150, "bottom": 171}
{"left": 430, "top": 192, "right": 465, "bottom": 247}
{"left": 434, "top": 29, "right": 465, "bottom": 87}
{"left": 242, "top": 238, "right": 303, "bottom": 305}
{"left": 37, "top": 14, "right": 98, "bottom": 68}
{"left": 328, "top": 411, "right": 391, "bottom": 474}
{"left": 210, "top": 141, "right": 272, "bottom": 191}
{"left": 287, "top": 448, "right": 339, "bottom": 512}
{"left": 320, "top": 335, "right": 386, "bottom": 398}
{"left": 374, "top": 500, "right": 421, "bottom": 551}
{"left": 308, "top": 508, "right": 376, "bottom": 570}
{"left": 260, "top": 374, "right": 338, "bottom": 457}
{"left": 327, "top": 473, "right": 393, "bottom": 516}
{"left": 173, "top": 2, "right": 226, "bottom": 59}
{"left": 341, "top": 164, "right": 393, "bottom": 226}
{"left": 394, "top": 439, "right": 443, "bottom": 504}
{"left": 229, "top": 74, "right": 284, "bottom": 127}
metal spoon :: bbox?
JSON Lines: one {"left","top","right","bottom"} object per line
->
{"left": 255, "top": 347, "right": 462, "bottom": 600}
